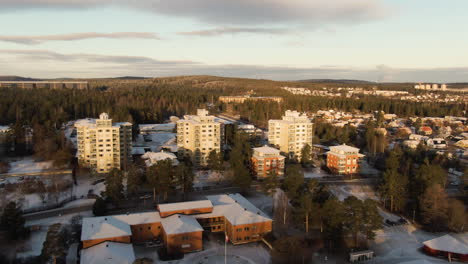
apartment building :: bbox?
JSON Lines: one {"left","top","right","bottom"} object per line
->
{"left": 268, "top": 110, "right": 313, "bottom": 158}
{"left": 251, "top": 146, "right": 285, "bottom": 179}
{"left": 176, "top": 109, "right": 221, "bottom": 166}
{"left": 326, "top": 144, "right": 364, "bottom": 175}
{"left": 75, "top": 113, "right": 132, "bottom": 173}
{"left": 80, "top": 193, "right": 272, "bottom": 259}
{"left": 219, "top": 95, "right": 283, "bottom": 104}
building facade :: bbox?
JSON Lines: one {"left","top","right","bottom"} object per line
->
{"left": 176, "top": 109, "right": 221, "bottom": 166}
{"left": 75, "top": 113, "right": 132, "bottom": 173}
{"left": 326, "top": 144, "right": 364, "bottom": 175}
{"left": 80, "top": 194, "right": 272, "bottom": 257}
{"left": 219, "top": 95, "right": 283, "bottom": 104}
{"left": 268, "top": 110, "right": 313, "bottom": 158}
{"left": 251, "top": 146, "right": 285, "bottom": 179}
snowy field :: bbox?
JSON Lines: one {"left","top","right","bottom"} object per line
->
{"left": 369, "top": 224, "right": 465, "bottom": 264}
{"left": 15, "top": 211, "right": 93, "bottom": 259}
{"left": 193, "top": 170, "right": 226, "bottom": 188}
{"left": 134, "top": 235, "right": 270, "bottom": 264}
{"left": 328, "top": 183, "right": 379, "bottom": 201}
{"left": 6, "top": 157, "right": 54, "bottom": 174}
{"left": 304, "top": 167, "right": 329, "bottom": 179}
{"left": 135, "top": 133, "right": 176, "bottom": 152}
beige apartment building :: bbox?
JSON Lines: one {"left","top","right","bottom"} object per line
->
{"left": 75, "top": 113, "right": 132, "bottom": 173}
{"left": 268, "top": 110, "right": 313, "bottom": 158}
{"left": 177, "top": 109, "right": 222, "bottom": 166}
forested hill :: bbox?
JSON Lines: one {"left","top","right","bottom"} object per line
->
{"left": 0, "top": 76, "right": 40, "bottom": 81}
{"left": 298, "top": 79, "right": 376, "bottom": 85}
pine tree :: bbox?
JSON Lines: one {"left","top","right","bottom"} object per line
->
{"left": 0, "top": 201, "right": 27, "bottom": 241}
{"left": 104, "top": 169, "right": 124, "bottom": 204}
{"left": 262, "top": 169, "right": 280, "bottom": 197}
{"left": 284, "top": 164, "right": 304, "bottom": 199}
{"left": 300, "top": 144, "right": 312, "bottom": 167}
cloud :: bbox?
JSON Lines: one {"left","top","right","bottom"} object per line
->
{"left": 0, "top": 32, "right": 160, "bottom": 45}
{"left": 177, "top": 27, "right": 291, "bottom": 37}
{"left": 1, "top": 49, "right": 466, "bottom": 82}
{"left": 0, "top": 0, "right": 391, "bottom": 27}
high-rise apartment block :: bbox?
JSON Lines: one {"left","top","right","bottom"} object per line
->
{"left": 176, "top": 109, "right": 221, "bottom": 166}
{"left": 268, "top": 110, "right": 313, "bottom": 158}
{"left": 75, "top": 113, "right": 132, "bottom": 173}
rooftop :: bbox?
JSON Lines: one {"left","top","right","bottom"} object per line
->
{"left": 253, "top": 145, "right": 282, "bottom": 155}
{"left": 158, "top": 200, "right": 213, "bottom": 215}
{"left": 81, "top": 212, "right": 161, "bottom": 241}
{"left": 423, "top": 234, "right": 468, "bottom": 255}
{"left": 80, "top": 241, "right": 136, "bottom": 264}
{"left": 161, "top": 214, "right": 204, "bottom": 235}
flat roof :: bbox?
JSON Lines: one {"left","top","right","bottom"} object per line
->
{"left": 158, "top": 200, "right": 213, "bottom": 214}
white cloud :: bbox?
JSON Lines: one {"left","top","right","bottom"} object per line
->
{"left": 177, "top": 27, "right": 291, "bottom": 37}
{"left": 0, "top": 0, "right": 391, "bottom": 26}
{"left": 0, "top": 32, "right": 160, "bottom": 45}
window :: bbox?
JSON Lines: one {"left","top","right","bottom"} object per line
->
{"left": 236, "top": 228, "right": 242, "bottom": 232}
{"left": 244, "top": 227, "right": 250, "bottom": 231}
{"left": 182, "top": 235, "right": 189, "bottom": 241}
{"left": 148, "top": 226, "right": 151, "bottom": 230}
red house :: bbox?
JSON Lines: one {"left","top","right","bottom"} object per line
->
{"left": 423, "top": 234, "right": 468, "bottom": 262}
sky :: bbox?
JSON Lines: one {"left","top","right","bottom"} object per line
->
{"left": 0, "top": 0, "right": 467, "bottom": 82}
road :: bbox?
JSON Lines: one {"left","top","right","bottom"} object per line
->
{"left": 24, "top": 203, "right": 93, "bottom": 221}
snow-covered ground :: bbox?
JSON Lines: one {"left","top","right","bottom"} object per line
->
{"left": 6, "top": 157, "right": 54, "bottom": 174}
{"left": 193, "top": 170, "right": 225, "bottom": 188}
{"left": 134, "top": 235, "right": 270, "bottom": 264}
{"left": 16, "top": 211, "right": 93, "bottom": 259}
{"left": 329, "top": 184, "right": 379, "bottom": 201}
{"left": 134, "top": 133, "right": 176, "bottom": 153}
{"left": 304, "top": 167, "right": 329, "bottom": 179}
{"left": 369, "top": 224, "right": 463, "bottom": 264}
{"left": 360, "top": 160, "right": 381, "bottom": 176}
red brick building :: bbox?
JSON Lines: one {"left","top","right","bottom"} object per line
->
{"left": 326, "top": 144, "right": 364, "bottom": 175}
{"left": 80, "top": 193, "right": 272, "bottom": 259}
{"left": 251, "top": 146, "right": 285, "bottom": 179}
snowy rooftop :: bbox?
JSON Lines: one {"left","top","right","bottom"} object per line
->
{"left": 80, "top": 241, "right": 136, "bottom": 264}
{"left": 139, "top": 123, "right": 175, "bottom": 132}
{"left": 204, "top": 194, "right": 271, "bottom": 226}
{"left": 161, "top": 214, "right": 203, "bottom": 235}
{"left": 141, "top": 151, "right": 179, "bottom": 167}
{"left": 81, "top": 212, "right": 161, "bottom": 241}
{"left": 253, "top": 146, "right": 281, "bottom": 156}
{"left": 329, "top": 144, "right": 360, "bottom": 153}
{"left": 423, "top": 234, "right": 468, "bottom": 255}
{"left": 158, "top": 200, "right": 213, "bottom": 214}
{"left": 0, "top": 125, "right": 10, "bottom": 132}
{"left": 81, "top": 217, "right": 132, "bottom": 241}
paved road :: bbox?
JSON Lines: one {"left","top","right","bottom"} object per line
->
{"left": 24, "top": 203, "right": 93, "bottom": 221}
